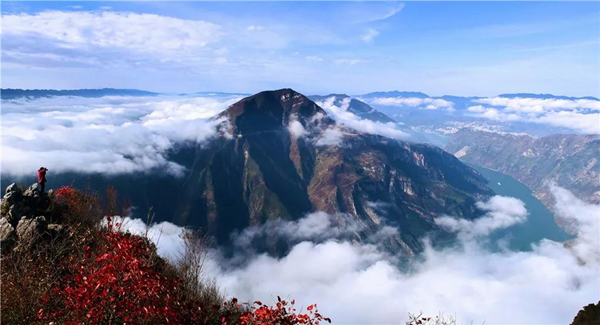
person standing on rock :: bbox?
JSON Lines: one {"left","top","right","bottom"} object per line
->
{"left": 37, "top": 167, "right": 48, "bottom": 193}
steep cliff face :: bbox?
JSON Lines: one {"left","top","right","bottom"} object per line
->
{"left": 445, "top": 129, "right": 600, "bottom": 210}
{"left": 176, "top": 89, "right": 492, "bottom": 254}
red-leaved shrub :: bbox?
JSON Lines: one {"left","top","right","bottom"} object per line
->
{"left": 53, "top": 185, "right": 77, "bottom": 204}
{"left": 37, "top": 228, "right": 202, "bottom": 324}
{"left": 221, "top": 297, "right": 331, "bottom": 325}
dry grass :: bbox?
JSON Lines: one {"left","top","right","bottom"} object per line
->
{"left": 406, "top": 312, "right": 459, "bottom": 325}
{"left": 175, "top": 229, "right": 226, "bottom": 324}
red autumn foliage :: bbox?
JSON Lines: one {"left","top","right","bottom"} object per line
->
{"left": 27, "top": 187, "right": 331, "bottom": 325}
{"left": 37, "top": 228, "right": 203, "bottom": 324}
{"left": 221, "top": 297, "right": 331, "bottom": 325}
{"left": 53, "top": 185, "right": 77, "bottom": 203}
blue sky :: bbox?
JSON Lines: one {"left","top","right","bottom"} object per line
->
{"left": 2, "top": 1, "right": 599, "bottom": 96}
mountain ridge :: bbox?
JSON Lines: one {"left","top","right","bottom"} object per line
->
{"left": 445, "top": 129, "right": 600, "bottom": 232}
{"left": 1, "top": 88, "right": 159, "bottom": 100}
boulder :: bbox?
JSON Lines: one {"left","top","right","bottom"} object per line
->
{"left": 16, "top": 216, "right": 48, "bottom": 242}
{"left": 5, "top": 183, "right": 22, "bottom": 196}
{"left": 3, "top": 191, "right": 20, "bottom": 206}
{"left": 7, "top": 202, "right": 29, "bottom": 226}
{"left": 0, "top": 217, "right": 16, "bottom": 253}
{"left": 23, "top": 183, "right": 39, "bottom": 197}
{"left": 3, "top": 183, "right": 23, "bottom": 205}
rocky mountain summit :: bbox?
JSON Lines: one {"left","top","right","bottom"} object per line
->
{"left": 0, "top": 183, "right": 64, "bottom": 254}
{"left": 175, "top": 89, "right": 493, "bottom": 254}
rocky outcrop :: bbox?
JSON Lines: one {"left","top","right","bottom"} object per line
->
{"left": 16, "top": 216, "right": 48, "bottom": 243}
{"left": 0, "top": 218, "right": 16, "bottom": 254}
{"left": 0, "top": 183, "right": 60, "bottom": 254}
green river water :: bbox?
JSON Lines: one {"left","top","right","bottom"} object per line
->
{"left": 467, "top": 163, "right": 572, "bottom": 251}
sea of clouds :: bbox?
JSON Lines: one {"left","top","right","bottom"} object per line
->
{"left": 114, "top": 186, "right": 599, "bottom": 324}
{"left": 1, "top": 95, "right": 241, "bottom": 176}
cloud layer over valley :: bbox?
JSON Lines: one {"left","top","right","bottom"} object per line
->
{"left": 116, "top": 187, "right": 600, "bottom": 324}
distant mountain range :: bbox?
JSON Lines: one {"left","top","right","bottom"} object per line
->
{"left": 1, "top": 88, "right": 159, "bottom": 100}
{"left": 359, "top": 91, "right": 431, "bottom": 99}
{"left": 360, "top": 91, "right": 599, "bottom": 102}
{"left": 4, "top": 87, "right": 597, "bottom": 102}
{"left": 445, "top": 130, "right": 600, "bottom": 232}
{"left": 496, "top": 93, "right": 600, "bottom": 101}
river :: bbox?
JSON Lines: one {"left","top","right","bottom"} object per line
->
{"left": 467, "top": 163, "right": 572, "bottom": 251}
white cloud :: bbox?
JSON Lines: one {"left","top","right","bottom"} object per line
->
{"left": 210, "top": 187, "right": 599, "bottom": 324}
{"left": 361, "top": 28, "right": 379, "bottom": 43}
{"left": 107, "top": 216, "right": 187, "bottom": 262}
{"left": 123, "top": 187, "right": 599, "bottom": 324}
{"left": 467, "top": 97, "right": 600, "bottom": 133}
{"left": 369, "top": 97, "right": 455, "bottom": 111}
{"left": 287, "top": 120, "right": 308, "bottom": 138}
{"left": 474, "top": 97, "right": 600, "bottom": 113}
{"left": 316, "top": 128, "right": 345, "bottom": 147}
{"left": 467, "top": 106, "right": 523, "bottom": 122}
{"left": 334, "top": 58, "right": 370, "bottom": 66}
{"left": 0, "top": 95, "right": 241, "bottom": 176}
{"left": 246, "top": 25, "right": 265, "bottom": 31}
{"left": 550, "top": 185, "right": 600, "bottom": 261}
{"left": 467, "top": 105, "right": 486, "bottom": 112}
{"left": 536, "top": 111, "right": 600, "bottom": 134}
{"left": 2, "top": 11, "right": 222, "bottom": 56}
{"left": 316, "top": 96, "right": 409, "bottom": 140}
{"left": 305, "top": 55, "right": 324, "bottom": 62}
{"left": 232, "top": 212, "right": 365, "bottom": 250}
{"left": 214, "top": 47, "right": 229, "bottom": 56}
{"left": 344, "top": 2, "right": 405, "bottom": 24}
{"left": 435, "top": 196, "right": 528, "bottom": 239}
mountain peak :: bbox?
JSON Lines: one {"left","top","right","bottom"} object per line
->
{"left": 219, "top": 88, "right": 334, "bottom": 134}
